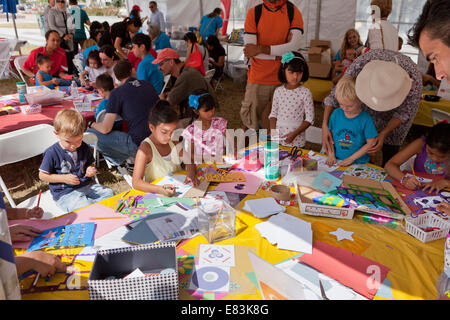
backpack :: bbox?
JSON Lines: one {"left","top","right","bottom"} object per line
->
{"left": 254, "top": 1, "right": 295, "bottom": 28}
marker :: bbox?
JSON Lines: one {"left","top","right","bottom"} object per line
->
{"left": 121, "top": 190, "right": 131, "bottom": 199}
{"left": 37, "top": 190, "right": 42, "bottom": 207}
{"left": 32, "top": 273, "right": 40, "bottom": 287}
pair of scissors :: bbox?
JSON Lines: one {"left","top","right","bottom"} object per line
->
{"left": 289, "top": 147, "right": 303, "bottom": 160}
{"left": 319, "top": 280, "right": 329, "bottom": 300}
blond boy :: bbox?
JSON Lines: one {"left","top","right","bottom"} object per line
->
{"left": 326, "top": 76, "right": 378, "bottom": 167}
{"left": 39, "top": 109, "right": 114, "bottom": 212}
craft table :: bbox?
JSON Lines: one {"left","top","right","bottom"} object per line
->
{"left": 0, "top": 94, "right": 96, "bottom": 134}
{"left": 414, "top": 90, "right": 450, "bottom": 127}
{"left": 13, "top": 148, "right": 446, "bottom": 300}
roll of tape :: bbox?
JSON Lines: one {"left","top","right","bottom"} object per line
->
{"left": 270, "top": 184, "right": 291, "bottom": 201}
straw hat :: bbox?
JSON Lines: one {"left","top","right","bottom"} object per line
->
{"left": 355, "top": 60, "right": 412, "bottom": 112}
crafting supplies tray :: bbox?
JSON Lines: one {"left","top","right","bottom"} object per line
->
{"left": 405, "top": 213, "right": 450, "bottom": 243}
{"left": 88, "top": 242, "right": 179, "bottom": 300}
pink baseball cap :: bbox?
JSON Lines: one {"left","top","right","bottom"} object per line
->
{"left": 152, "top": 48, "right": 180, "bottom": 64}
{"left": 132, "top": 5, "right": 142, "bottom": 11}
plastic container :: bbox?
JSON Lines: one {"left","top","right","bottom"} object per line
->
{"left": 264, "top": 141, "right": 279, "bottom": 181}
{"left": 25, "top": 86, "right": 65, "bottom": 106}
{"left": 405, "top": 213, "right": 450, "bottom": 243}
{"left": 16, "top": 81, "right": 27, "bottom": 103}
{"left": 198, "top": 199, "right": 236, "bottom": 243}
{"left": 71, "top": 80, "right": 79, "bottom": 98}
{"left": 20, "top": 104, "right": 42, "bottom": 114}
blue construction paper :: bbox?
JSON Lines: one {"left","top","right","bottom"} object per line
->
{"left": 312, "top": 171, "right": 343, "bottom": 193}
{"left": 27, "top": 223, "right": 96, "bottom": 252}
{"left": 375, "top": 278, "right": 393, "bottom": 299}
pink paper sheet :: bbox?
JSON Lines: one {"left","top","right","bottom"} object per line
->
{"left": 298, "top": 241, "right": 390, "bottom": 299}
{"left": 9, "top": 203, "right": 133, "bottom": 249}
{"left": 214, "top": 172, "right": 264, "bottom": 195}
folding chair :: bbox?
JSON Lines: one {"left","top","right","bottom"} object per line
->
{"left": 0, "top": 124, "right": 102, "bottom": 219}
{"left": 214, "top": 73, "right": 224, "bottom": 91}
{"left": 13, "top": 54, "right": 29, "bottom": 83}
{"left": 0, "top": 52, "right": 19, "bottom": 80}
{"left": 203, "top": 69, "right": 215, "bottom": 83}
{"left": 431, "top": 108, "right": 450, "bottom": 125}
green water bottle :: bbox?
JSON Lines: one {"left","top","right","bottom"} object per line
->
{"left": 264, "top": 141, "right": 279, "bottom": 181}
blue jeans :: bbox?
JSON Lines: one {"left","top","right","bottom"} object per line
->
{"left": 86, "top": 128, "right": 138, "bottom": 166}
{"left": 55, "top": 78, "right": 81, "bottom": 87}
{"left": 55, "top": 183, "right": 114, "bottom": 212}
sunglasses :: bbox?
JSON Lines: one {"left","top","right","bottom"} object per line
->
{"left": 56, "top": 0, "right": 65, "bottom": 3}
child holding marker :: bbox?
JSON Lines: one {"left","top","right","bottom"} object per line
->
{"left": 132, "top": 100, "right": 199, "bottom": 196}
{"left": 39, "top": 109, "right": 114, "bottom": 212}
{"left": 269, "top": 51, "right": 314, "bottom": 147}
{"left": 182, "top": 89, "right": 228, "bottom": 163}
{"left": 385, "top": 122, "right": 450, "bottom": 193}
{"left": 326, "top": 76, "right": 378, "bottom": 167}
{"left": 80, "top": 50, "right": 107, "bottom": 88}
{"left": 35, "top": 53, "right": 59, "bottom": 89}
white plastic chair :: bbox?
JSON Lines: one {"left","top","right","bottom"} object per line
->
{"left": 0, "top": 124, "right": 102, "bottom": 219}
{"left": 204, "top": 69, "right": 215, "bottom": 82}
{"left": 13, "top": 55, "right": 29, "bottom": 83}
{"left": 431, "top": 108, "right": 450, "bottom": 125}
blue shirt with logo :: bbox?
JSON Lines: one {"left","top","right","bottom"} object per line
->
{"left": 329, "top": 108, "right": 378, "bottom": 163}
{"left": 136, "top": 53, "right": 164, "bottom": 94}
{"left": 39, "top": 142, "right": 95, "bottom": 201}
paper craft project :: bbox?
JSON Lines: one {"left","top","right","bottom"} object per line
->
{"left": 276, "top": 255, "right": 366, "bottom": 300}
{"left": 298, "top": 241, "right": 390, "bottom": 299}
{"left": 155, "top": 174, "right": 193, "bottom": 197}
{"left": 329, "top": 228, "right": 354, "bottom": 242}
{"left": 190, "top": 265, "right": 230, "bottom": 292}
{"left": 198, "top": 244, "right": 235, "bottom": 267}
{"left": 295, "top": 184, "right": 355, "bottom": 220}
{"left": 343, "top": 164, "right": 387, "bottom": 182}
{"left": 204, "top": 191, "right": 230, "bottom": 204}
{"left": 307, "top": 151, "right": 342, "bottom": 172}
{"left": 312, "top": 192, "right": 349, "bottom": 207}
{"left": 233, "top": 150, "right": 263, "bottom": 172}
{"left": 255, "top": 212, "right": 313, "bottom": 254}
{"left": 242, "top": 197, "right": 286, "bottom": 218}
{"left": 184, "top": 179, "right": 210, "bottom": 198}
{"left": 404, "top": 190, "right": 450, "bottom": 218}
{"left": 146, "top": 211, "right": 199, "bottom": 241}
{"left": 27, "top": 223, "right": 95, "bottom": 252}
{"left": 215, "top": 172, "right": 263, "bottom": 195}
{"left": 248, "top": 251, "right": 305, "bottom": 300}
{"left": 337, "top": 175, "right": 411, "bottom": 220}
{"left": 311, "top": 171, "right": 343, "bottom": 193}
{"left": 404, "top": 173, "right": 433, "bottom": 184}
{"left": 198, "top": 165, "right": 246, "bottom": 183}
{"left": 9, "top": 203, "right": 134, "bottom": 249}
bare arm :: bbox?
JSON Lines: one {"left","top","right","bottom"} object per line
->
{"left": 114, "top": 37, "right": 127, "bottom": 59}
{"left": 91, "top": 113, "right": 117, "bottom": 134}
{"left": 340, "top": 137, "right": 377, "bottom": 167}
{"left": 384, "top": 138, "right": 423, "bottom": 183}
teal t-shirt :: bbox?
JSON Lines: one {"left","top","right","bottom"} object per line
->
{"left": 199, "top": 15, "right": 223, "bottom": 39}
{"left": 136, "top": 54, "right": 164, "bottom": 94}
{"left": 69, "top": 7, "right": 90, "bottom": 40}
{"left": 329, "top": 108, "right": 378, "bottom": 163}
{"left": 36, "top": 70, "right": 54, "bottom": 89}
{"left": 154, "top": 32, "right": 172, "bottom": 50}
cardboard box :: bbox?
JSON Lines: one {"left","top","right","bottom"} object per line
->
{"left": 307, "top": 40, "right": 332, "bottom": 79}
{"left": 88, "top": 242, "right": 179, "bottom": 300}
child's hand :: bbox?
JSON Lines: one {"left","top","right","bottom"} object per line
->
{"left": 52, "top": 78, "right": 59, "bottom": 85}
{"left": 160, "top": 184, "right": 176, "bottom": 197}
{"left": 85, "top": 166, "right": 97, "bottom": 178}
{"left": 326, "top": 155, "right": 336, "bottom": 166}
{"left": 339, "top": 157, "right": 355, "bottom": 167}
{"left": 282, "top": 131, "right": 297, "bottom": 145}
{"left": 437, "top": 202, "right": 450, "bottom": 215}
{"left": 64, "top": 174, "right": 80, "bottom": 185}
{"left": 19, "top": 250, "right": 67, "bottom": 277}
{"left": 185, "top": 175, "right": 199, "bottom": 187}
{"left": 9, "top": 225, "right": 42, "bottom": 242}
{"left": 402, "top": 175, "right": 422, "bottom": 190}
{"left": 80, "top": 78, "right": 86, "bottom": 86}
{"left": 421, "top": 179, "right": 449, "bottom": 194}
{"left": 26, "top": 207, "right": 44, "bottom": 219}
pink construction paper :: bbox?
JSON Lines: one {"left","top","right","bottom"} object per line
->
{"left": 214, "top": 172, "right": 264, "bottom": 195}
{"left": 9, "top": 203, "right": 133, "bottom": 249}
{"left": 298, "top": 241, "right": 390, "bottom": 299}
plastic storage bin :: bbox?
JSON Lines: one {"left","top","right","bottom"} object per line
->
{"left": 20, "top": 104, "right": 42, "bottom": 114}
{"left": 25, "top": 86, "right": 65, "bottom": 106}
{"left": 198, "top": 199, "right": 236, "bottom": 243}
{"left": 405, "top": 213, "right": 450, "bottom": 243}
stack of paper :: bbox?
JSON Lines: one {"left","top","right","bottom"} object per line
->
{"left": 243, "top": 197, "right": 285, "bottom": 218}
{"left": 255, "top": 212, "right": 313, "bottom": 254}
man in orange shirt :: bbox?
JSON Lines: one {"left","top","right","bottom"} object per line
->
{"left": 241, "top": 0, "right": 304, "bottom": 131}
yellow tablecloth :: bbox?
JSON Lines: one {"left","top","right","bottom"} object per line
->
{"left": 303, "top": 78, "right": 334, "bottom": 103}
{"left": 414, "top": 91, "right": 450, "bottom": 127}
{"left": 15, "top": 152, "right": 446, "bottom": 300}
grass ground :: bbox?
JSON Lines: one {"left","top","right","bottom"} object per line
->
{"left": 0, "top": 63, "right": 422, "bottom": 208}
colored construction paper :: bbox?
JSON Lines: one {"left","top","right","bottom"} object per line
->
{"left": 9, "top": 203, "right": 134, "bottom": 249}
{"left": 311, "top": 171, "right": 343, "bottom": 193}
{"left": 215, "top": 172, "right": 264, "bottom": 195}
{"left": 298, "top": 241, "right": 390, "bottom": 299}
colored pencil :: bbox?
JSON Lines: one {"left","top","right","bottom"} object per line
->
{"left": 121, "top": 190, "right": 131, "bottom": 199}
{"left": 410, "top": 159, "right": 420, "bottom": 183}
{"left": 37, "top": 190, "right": 42, "bottom": 207}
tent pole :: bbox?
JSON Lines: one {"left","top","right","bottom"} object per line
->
{"left": 199, "top": 0, "right": 204, "bottom": 20}
{"left": 12, "top": 15, "right": 19, "bottom": 40}
{"left": 315, "top": 0, "right": 321, "bottom": 40}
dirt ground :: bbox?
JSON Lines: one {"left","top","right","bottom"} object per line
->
{"left": 1, "top": 56, "right": 421, "bottom": 208}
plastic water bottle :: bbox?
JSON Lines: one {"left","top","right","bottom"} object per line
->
{"left": 71, "top": 80, "right": 78, "bottom": 99}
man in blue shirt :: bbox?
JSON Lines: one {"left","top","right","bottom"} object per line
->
{"left": 148, "top": 1, "right": 165, "bottom": 32}
{"left": 88, "top": 59, "right": 160, "bottom": 166}
{"left": 132, "top": 33, "right": 164, "bottom": 94}
{"left": 198, "top": 8, "right": 223, "bottom": 41}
